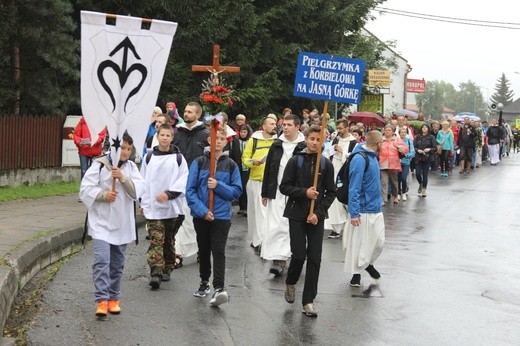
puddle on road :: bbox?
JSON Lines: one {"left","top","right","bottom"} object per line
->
{"left": 351, "top": 284, "right": 384, "bottom": 298}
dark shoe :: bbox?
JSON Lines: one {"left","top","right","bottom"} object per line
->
{"left": 161, "top": 273, "right": 170, "bottom": 282}
{"left": 149, "top": 276, "right": 161, "bottom": 290}
{"left": 209, "top": 288, "right": 229, "bottom": 307}
{"left": 285, "top": 284, "right": 296, "bottom": 303}
{"left": 193, "top": 281, "right": 211, "bottom": 297}
{"left": 328, "top": 231, "right": 341, "bottom": 239}
{"left": 173, "top": 255, "right": 183, "bottom": 269}
{"left": 349, "top": 274, "right": 361, "bottom": 287}
{"left": 302, "top": 303, "right": 318, "bottom": 317}
{"left": 269, "top": 263, "right": 284, "bottom": 277}
{"left": 365, "top": 265, "right": 381, "bottom": 279}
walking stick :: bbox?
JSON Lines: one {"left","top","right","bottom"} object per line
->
{"left": 309, "top": 101, "right": 329, "bottom": 216}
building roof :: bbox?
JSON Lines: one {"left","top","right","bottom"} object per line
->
{"left": 443, "top": 107, "right": 455, "bottom": 114}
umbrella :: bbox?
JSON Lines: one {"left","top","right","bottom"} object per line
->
{"left": 347, "top": 111, "right": 385, "bottom": 127}
{"left": 394, "top": 109, "right": 418, "bottom": 120}
{"left": 453, "top": 113, "right": 480, "bottom": 122}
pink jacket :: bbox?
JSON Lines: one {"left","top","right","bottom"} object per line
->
{"left": 379, "top": 135, "right": 408, "bottom": 171}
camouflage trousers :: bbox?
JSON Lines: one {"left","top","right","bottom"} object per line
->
{"left": 146, "top": 217, "right": 184, "bottom": 277}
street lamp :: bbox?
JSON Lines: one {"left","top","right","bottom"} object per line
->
{"left": 497, "top": 102, "right": 504, "bottom": 126}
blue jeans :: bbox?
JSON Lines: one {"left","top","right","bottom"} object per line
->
{"left": 397, "top": 164, "right": 410, "bottom": 194}
{"left": 92, "top": 239, "right": 127, "bottom": 302}
{"left": 415, "top": 160, "right": 430, "bottom": 189}
{"left": 79, "top": 154, "right": 93, "bottom": 180}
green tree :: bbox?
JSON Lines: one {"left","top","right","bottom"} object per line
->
{"left": 0, "top": 0, "right": 79, "bottom": 115}
{"left": 490, "top": 73, "right": 514, "bottom": 107}
{"left": 415, "top": 81, "right": 453, "bottom": 119}
{"left": 72, "top": 0, "right": 386, "bottom": 119}
{"left": 455, "top": 81, "right": 487, "bottom": 116}
{"left": 4, "top": 0, "right": 386, "bottom": 118}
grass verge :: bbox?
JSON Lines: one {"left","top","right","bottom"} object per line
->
{"left": 3, "top": 254, "right": 75, "bottom": 344}
{"left": 0, "top": 182, "right": 79, "bottom": 203}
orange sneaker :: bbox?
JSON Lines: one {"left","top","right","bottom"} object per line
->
{"left": 95, "top": 300, "right": 108, "bottom": 316}
{"left": 108, "top": 299, "right": 121, "bottom": 314}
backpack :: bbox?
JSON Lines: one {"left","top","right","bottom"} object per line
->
{"left": 251, "top": 138, "right": 272, "bottom": 156}
{"left": 335, "top": 151, "right": 369, "bottom": 205}
{"left": 197, "top": 155, "right": 237, "bottom": 174}
{"left": 144, "top": 150, "right": 182, "bottom": 166}
{"left": 295, "top": 154, "right": 327, "bottom": 174}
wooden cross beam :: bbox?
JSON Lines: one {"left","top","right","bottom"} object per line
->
{"left": 192, "top": 44, "right": 240, "bottom": 84}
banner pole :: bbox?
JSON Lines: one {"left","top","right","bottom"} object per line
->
{"left": 309, "top": 101, "right": 329, "bottom": 216}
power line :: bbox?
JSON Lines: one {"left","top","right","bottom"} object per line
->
{"left": 374, "top": 7, "right": 520, "bottom": 30}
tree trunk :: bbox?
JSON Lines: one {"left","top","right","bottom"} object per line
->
{"left": 12, "top": 41, "right": 20, "bottom": 116}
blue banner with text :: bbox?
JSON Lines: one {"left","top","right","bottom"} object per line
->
{"left": 293, "top": 52, "right": 365, "bottom": 104}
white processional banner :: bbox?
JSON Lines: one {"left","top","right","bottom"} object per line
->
{"left": 81, "top": 10, "right": 177, "bottom": 165}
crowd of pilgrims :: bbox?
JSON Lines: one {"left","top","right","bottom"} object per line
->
{"left": 80, "top": 100, "right": 518, "bottom": 318}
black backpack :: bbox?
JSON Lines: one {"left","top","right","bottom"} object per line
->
{"left": 335, "top": 151, "right": 369, "bottom": 204}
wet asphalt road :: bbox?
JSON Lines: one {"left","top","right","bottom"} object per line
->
{"left": 26, "top": 155, "right": 520, "bottom": 345}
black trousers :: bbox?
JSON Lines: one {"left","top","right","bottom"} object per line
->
{"left": 239, "top": 170, "right": 249, "bottom": 211}
{"left": 193, "top": 218, "right": 230, "bottom": 289}
{"left": 286, "top": 219, "right": 324, "bottom": 305}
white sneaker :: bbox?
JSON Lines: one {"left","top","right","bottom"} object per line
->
{"left": 209, "top": 289, "right": 228, "bottom": 307}
{"left": 402, "top": 193, "right": 407, "bottom": 201}
{"left": 396, "top": 194, "right": 401, "bottom": 201}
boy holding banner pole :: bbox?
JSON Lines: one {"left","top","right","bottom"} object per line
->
{"left": 279, "top": 123, "right": 336, "bottom": 317}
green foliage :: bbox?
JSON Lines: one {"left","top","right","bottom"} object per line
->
{"left": 490, "top": 73, "right": 514, "bottom": 107}
{"left": 0, "top": 182, "right": 79, "bottom": 202}
{"left": 0, "top": 0, "right": 79, "bottom": 115}
{"left": 416, "top": 80, "right": 489, "bottom": 120}
{"left": 1, "top": 0, "right": 388, "bottom": 121}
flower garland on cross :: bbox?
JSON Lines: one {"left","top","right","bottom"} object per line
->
{"left": 199, "top": 73, "right": 239, "bottom": 116}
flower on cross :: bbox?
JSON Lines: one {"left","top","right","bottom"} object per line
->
{"left": 199, "top": 76, "right": 238, "bottom": 115}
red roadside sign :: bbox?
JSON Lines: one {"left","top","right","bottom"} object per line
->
{"left": 406, "top": 78, "right": 426, "bottom": 93}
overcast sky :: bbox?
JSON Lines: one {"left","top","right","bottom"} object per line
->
{"left": 364, "top": 0, "right": 520, "bottom": 102}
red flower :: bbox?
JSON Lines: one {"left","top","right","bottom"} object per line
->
{"left": 199, "top": 76, "right": 238, "bottom": 114}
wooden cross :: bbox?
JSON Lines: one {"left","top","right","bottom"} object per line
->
{"left": 192, "top": 44, "right": 240, "bottom": 213}
{"left": 192, "top": 44, "right": 240, "bottom": 84}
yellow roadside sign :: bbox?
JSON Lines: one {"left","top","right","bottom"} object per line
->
{"left": 368, "top": 70, "right": 391, "bottom": 87}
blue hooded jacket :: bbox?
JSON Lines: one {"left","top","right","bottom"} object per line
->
{"left": 348, "top": 144, "right": 382, "bottom": 218}
{"left": 186, "top": 152, "right": 242, "bottom": 220}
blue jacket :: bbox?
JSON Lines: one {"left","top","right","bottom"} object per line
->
{"left": 186, "top": 152, "right": 242, "bottom": 220}
{"left": 400, "top": 137, "right": 416, "bottom": 165}
{"left": 348, "top": 144, "right": 382, "bottom": 218}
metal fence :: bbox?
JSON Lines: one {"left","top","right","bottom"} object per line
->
{"left": 0, "top": 115, "right": 64, "bottom": 170}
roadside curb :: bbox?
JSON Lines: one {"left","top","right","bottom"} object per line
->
{"left": 0, "top": 215, "right": 145, "bottom": 339}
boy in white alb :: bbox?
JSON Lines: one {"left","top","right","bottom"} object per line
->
{"left": 140, "top": 124, "right": 189, "bottom": 289}
{"left": 80, "top": 133, "right": 145, "bottom": 317}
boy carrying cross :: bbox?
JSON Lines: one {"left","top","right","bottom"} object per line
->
{"left": 186, "top": 126, "right": 242, "bottom": 307}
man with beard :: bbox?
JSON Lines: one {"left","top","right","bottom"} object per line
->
{"left": 172, "top": 102, "right": 210, "bottom": 264}
{"left": 261, "top": 114, "right": 305, "bottom": 276}
{"left": 242, "top": 116, "right": 278, "bottom": 252}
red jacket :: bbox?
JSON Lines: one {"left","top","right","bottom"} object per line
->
{"left": 73, "top": 117, "right": 107, "bottom": 157}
